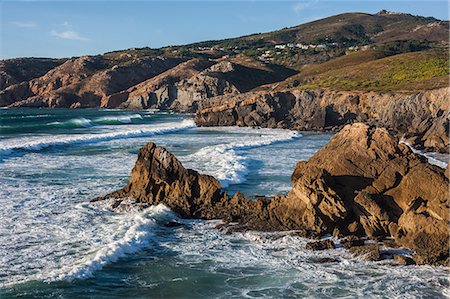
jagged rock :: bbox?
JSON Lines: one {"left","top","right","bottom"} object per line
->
{"left": 196, "top": 88, "right": 450, "bottom": 153}
{"left": 392, "top": 255, "right": 416, "bottom": 266}
{"left": 340, "top": 236, "right": 365, "bottom": 249}
{"left": 305, "top": 239, "right": 336, "bottom": 251}
{"left": 95, "top": 123, "right": 449, "bottom": 265}
{"left": 349, "top": 245, "right": 381, "bottom": 261}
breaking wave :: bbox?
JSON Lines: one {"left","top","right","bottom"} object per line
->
{"left": 183, "top": 128, "right": 301, "bottom": 187}
{"left": 0, "top": 119, "right": 195, "bottom": 157}
{"left": 50, "top": 204, "right": 174, "bottom": 282}
{"left": 47, "top": 114, "right": 144, "bottom": 128}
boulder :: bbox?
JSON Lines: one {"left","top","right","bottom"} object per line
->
{"left": 340, "top": 236, "right": 365, "bottom": 249}
{"left": 349, "top": 245, "right": 381, "bottom": 261}
{"left": 305, "top": 239, "right": 336, "bottom": 251}
{"left": 392, "top": 255, "right": 416, "bottom": 266}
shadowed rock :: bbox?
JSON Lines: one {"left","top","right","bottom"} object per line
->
{"left": 305, "top": 239, "right": 336, "bottom": 251}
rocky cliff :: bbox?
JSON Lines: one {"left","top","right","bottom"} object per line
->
{"left": 195, "top": 87, "right": 450, "bottom": 153}
{"left": 95, "top": 123, "right": 449, "bottom": 265}
{"left": 0, "top": 55, "right": 296, "bottom": 110}
{"left": 0, "top": 57, "right": 66, "bottom": 90}
{"left": 0, "top": 55, "right": 186, "bottom": 108}
{"left": 102, "top": 57, "right": 297, "bottom": 111}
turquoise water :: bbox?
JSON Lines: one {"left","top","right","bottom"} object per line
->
{"left": 0, "top": 109, "right": 448, "bottom": 298}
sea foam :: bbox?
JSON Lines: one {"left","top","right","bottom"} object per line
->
{"left": 0, "top": 119, "right": 195, "bottom": 157}
{"left": 400, "top": 139, "right": 448, "bottom": 168}
{"left": 183, "top": 128, "right": 301, "bottom": 187}
{"left": 51, "top": 204, "right": 173, "bottom": 282}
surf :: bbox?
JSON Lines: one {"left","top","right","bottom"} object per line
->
{"left": 0, "top": 119, "right": 195, "bottom": 157}
{"left": 182, "top": 127, "right": 302, "bottom": 187}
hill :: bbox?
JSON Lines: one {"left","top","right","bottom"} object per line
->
{"left": 0, "top": 10, "right": 448, "bottom": 109}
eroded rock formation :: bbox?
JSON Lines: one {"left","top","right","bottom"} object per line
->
{"left": 1, "top": 55, "right": 296, "bottom": 111}
{"left": 195, "top": 87, "right": 450, "bottom": 153}
{"left": 96, "top": 123, "right": 449, "bottom": 265}
{"left": 102, "top": 58, "right": 297, "bottom": 111}
{"left": 0, "top": 56, "right": 186, "bottom": 108}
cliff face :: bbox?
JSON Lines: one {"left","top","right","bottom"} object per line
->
{"left": 102, "top": 58, "right": 297, "bottom": 111}
{"left": 0, "top": 58, "right": 66, "bottom": 90}
{"left": 1, "top": 55, "right": 296, "bottom": 111}
{"left": 195, "top": 87, "right": 450, "bottom": 153}
{"left": 1, "top": 56, "right": 186, "bottom": 108}
{"left": 96, "top": 123, "right": 449, "bottom": 265}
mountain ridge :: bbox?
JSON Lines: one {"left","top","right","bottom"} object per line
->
{"left": 0, "top": 10, "right": 448, "bottom": 109}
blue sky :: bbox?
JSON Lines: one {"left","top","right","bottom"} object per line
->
{"left": 0, "top": 0, "right": 448, "bottom": 59}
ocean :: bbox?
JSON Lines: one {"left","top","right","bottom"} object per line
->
{"left": 0, "top": 109, "right": 448, "bottom": 298}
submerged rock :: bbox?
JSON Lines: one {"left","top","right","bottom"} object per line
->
{"left": 95, "top": 123, "right": 449, "bottom": 265}
{"left": 305, "top": 239, "right": 336, "bottom": 251}
{"left": 349, "top": 245, "right": 381, "bottom": 261}
{"left": 340, "top": 236, "right": 365, "bottom": 249}
{"left": 392, "top": 255, "right": 416, "bottom": 266}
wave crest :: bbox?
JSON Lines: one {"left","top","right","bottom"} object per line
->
{"left": 0, "top": 119, "right": 195, "bottom": 157}
{"left": 183, "top": 128, "right": 301, "bottom": 187}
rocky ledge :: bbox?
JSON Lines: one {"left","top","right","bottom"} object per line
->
{"left": 95, "top": 123, "right": 449, "bottom": 265}
{"left": 195, "top": 87, "right": 450, "bottom": 153}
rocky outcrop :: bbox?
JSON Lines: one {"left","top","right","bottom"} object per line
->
{"left": 96, "top": 123, "right": 449, "bottom": 265}
{"left": 102, "top": 58, "right": 215, "bottom": 110}
{"left": 195, "top": 88, "right": 450, "bottom": 153}
{"left": 282, "top": 123, "right": 449, "bottom": 265}
{"left": 102, "top": 58, "right": 297, "bottom": 111}
{"left": 93, "top": 142, "right": 267, "bottom": 222}
{"left": 0, "top": 58, "right": 66, "bottom": 90}
{"left": 0, "top": 55, "right": 186, "bottom": 108}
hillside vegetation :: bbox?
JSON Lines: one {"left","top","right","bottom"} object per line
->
{"left": 295, "top": 50, "right": 448, "bottom": 91}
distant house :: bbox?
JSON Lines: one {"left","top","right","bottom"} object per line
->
{"left": 296, "top": 43, "right": 309, "bottom": 49}
{"left": 295, "top": 43, "right": 328, "bottom": 50}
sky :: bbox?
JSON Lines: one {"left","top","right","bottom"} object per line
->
{"left": 0, "top": 0, "right": 448, "bottom": 59}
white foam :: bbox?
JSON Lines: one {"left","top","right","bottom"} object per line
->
{"left": 94, "top": 114, "right": 143, "bottom": 124}
{"left": 0, "top": 119, "right": 195, "bottom": 156}
{"left": 182, "top": 128, "right": 301, "bottom": 187}
{"left": 48, "top": 117, "right": 93, "bottom": 127}
{"left": 400, "top": 139, "right": 448, "bottom": 168}
{"left": 170, "top": 221, "right": 449, "bottom": 298}
{"left": 50, "top": 204, "right": 172, "bottom": 281}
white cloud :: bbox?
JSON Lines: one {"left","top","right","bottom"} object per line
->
{"left": 11, "top": 21, "right": 37, "bottom": 28}
{"left": 50, "top": 30, "right": 89, "bottom": 41}
{"left": 292, "top": 1, "right": 314, "bottom": 14}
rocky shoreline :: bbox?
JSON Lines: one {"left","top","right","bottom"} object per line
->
{"left": 94, "top": 122, "right": 449, "bottom": 266}
{"left": 195, "top": 87, "right": 450, "bottom": 154}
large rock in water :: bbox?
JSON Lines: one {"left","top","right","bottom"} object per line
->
{"left": 96, "top": 123, "right": 449, "bottom": 265}
{"left": 96, "top": 142, "right": 266, "bottom": 221}
{"left": 286, "top": 123, "right": 449, "bottom": 265}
